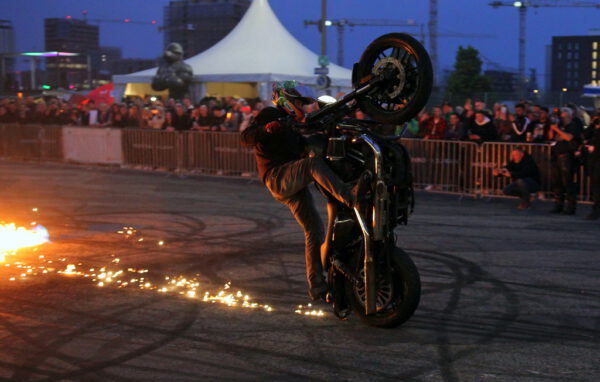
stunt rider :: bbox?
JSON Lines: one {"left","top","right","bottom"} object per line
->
{"left": 241, "top": 81, "right": 366, "bottom": 301}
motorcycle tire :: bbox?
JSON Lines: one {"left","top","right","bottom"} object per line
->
{"left": 353, "top": 33, "right": 433, "bottom": 125}
{"left": 346, "top": 246, "right": 421, "bottom": 328}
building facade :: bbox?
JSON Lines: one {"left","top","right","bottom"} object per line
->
{"left": 550, "top": 35, "right": 600, "bottom": 93}
{"left": 44, "top": 18, "right": 99, "bottom": 89}
{"left": 0, "top": 19, "right": 16, "bottom": 92}
{"left": 163, "top": 0, "right": 250, "bottom": 58}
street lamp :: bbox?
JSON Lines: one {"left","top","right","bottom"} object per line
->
{"left": 559, "top": 87, "right": 568, "bottom": 106}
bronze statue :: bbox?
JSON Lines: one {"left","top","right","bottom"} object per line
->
{"left": 151, "top": 43, "right": 193, "bottom": 101}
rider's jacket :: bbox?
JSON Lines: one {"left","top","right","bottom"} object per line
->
{"left": 241, "top": 107, "right": 306, "bottom": 182}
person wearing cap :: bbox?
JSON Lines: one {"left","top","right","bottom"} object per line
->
{"left": 548, "top": 107, "right": 584, "bottom": 215}
{"left": 241, "top": 81, "right": 367, "bottom": 301}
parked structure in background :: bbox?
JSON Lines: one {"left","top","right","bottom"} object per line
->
{"left": 489, "top": 1, "right": 600, "bottom": 99}
{"left": 163, "top": 0, "right": 251, "bottom": 59}
{"left": 550, "top": 35, "right": 600, "bottom": 95}
{"left": 485, "top": 69, "right": 517, "bottom": 94}
{"left": 0, "top": 20, "right": 16, "bottom": 92}
{"left": 44, "top": 18, "right": 99, "bottom": 89}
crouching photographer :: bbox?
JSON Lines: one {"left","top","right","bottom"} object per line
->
{"left": 493, "top": 148, "right": 541, "bottom": 210}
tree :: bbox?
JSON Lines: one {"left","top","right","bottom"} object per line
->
{"left": 446, "top": 46, "right": 491, "bottom": 96}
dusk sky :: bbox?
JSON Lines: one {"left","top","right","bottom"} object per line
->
{"left": 2, "top": 0, "right": 599, "bottom": 89}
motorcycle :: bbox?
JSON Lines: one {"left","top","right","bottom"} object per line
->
{"left": 302, "top": 33, "right": 432, "bottom": 328}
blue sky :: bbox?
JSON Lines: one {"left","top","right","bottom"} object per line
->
{"left": 2, "top": 0, "right": 599, "bottom": 89}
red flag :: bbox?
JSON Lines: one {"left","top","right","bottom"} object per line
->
{"left": 87, "top": 83, "right": 115, "bottom": 105}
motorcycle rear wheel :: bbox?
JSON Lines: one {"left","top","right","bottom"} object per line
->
{"left": 346, "top": 246, "right": 421, "bottom": 328}
{"left": 353, "top": 33, "right": 433, "bottom": 125}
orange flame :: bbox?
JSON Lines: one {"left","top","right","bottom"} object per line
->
{"left": 0, "top": 223, "right": 50, "bottom": 261}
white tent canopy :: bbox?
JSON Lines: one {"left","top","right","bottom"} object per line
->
{"left": 113, "top": 0, "right": 352, "bottom": 100}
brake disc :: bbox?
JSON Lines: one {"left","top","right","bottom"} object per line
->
{"left": 372, "top": 56, "right": 406, "bottom": 99}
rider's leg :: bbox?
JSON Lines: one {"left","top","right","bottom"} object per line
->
{"left": 265, "top": 157, "right": 353, "bottom": 207}
{"left": 283, "top": 188, "right": 327, "bottom": 299}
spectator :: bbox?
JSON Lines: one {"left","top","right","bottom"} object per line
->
{"left": 467, "top": 110, "right": 496, "bottom": 143}
{"left": 191, "top": 105, "right": 211, "bottom": 131}
{"left": 162, "top": 111, "right": 175, "bottom": 131}
{"left": 4, "top": 102, "right": 19, "bottom": 123}
{"left": 461, "top": 100, "right": 475, "bottom": 133}
{"left": 474, "top": 99, "right": 491, "bottom": 118}
{"left": 528, "top": 106, "right": 551, "bottom": 143}
{"left": 63, "top": 109, "right": 81, "bottom": 126}
{"left": 31, "top": 102, "right": 48, "bottom": 124}
{"left": 442, "top": 102, "right": 453, "bottom": 124}
{"left": 494, "top": 148, "right": 541, "bottom": 210}
{"left": 96, "top": 103, "right": 112, "bottom": 127}
{"left": 417, "top": 109, "right": 430, "bottom": 138}
{"left": 444, "top": 112, "right": 466, "bottom": 141}
{"left": 511, "top": 103, "right": 530, "bottom": 142}
{"left": 494, "top": 106, "right": 514, "bottom": 142}
{"left": 147, "top": 107, "right": 165, "bottom": 129}
{"left": 126, "top": 105, "right": 141, "bottom": 128}
{"left": 83, "top": 100, "right": 99, "bottom": 126}
{"left": 170, "top": 104, "right": 190, "bottom": 131}
{"left": 422, "top": 106, "right": 446, "bottom": 140}
{"left": 208, "top": 107, "right": 226, "bottom": 132}
{"left": 238, "top": 105, "right": 254, "bottom": 132}
{"left": 548, "top": 107, "right": 583, "bottom": 215}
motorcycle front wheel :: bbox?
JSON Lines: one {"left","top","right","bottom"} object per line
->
{"left": 353, "top": 33, "right": 433, "bottom": 125}
{"left": 346, "top": 246, "right": 421, "bottom": 328}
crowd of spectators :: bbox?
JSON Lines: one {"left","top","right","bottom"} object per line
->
{"left": 401, "top": 98, "right": 599, "bottom": 145}
{"left": 0, "top": 95, "right": 268, "bottom": 132}
{"left": 2, "top": 94, "right": 599, "bottom": 144}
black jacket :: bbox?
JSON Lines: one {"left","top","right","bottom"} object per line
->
{"left": 241, "top": 107, "right": 306, "bottom": 182}
{"left": 506, "top": 153, "right": 541, "bottom": 184}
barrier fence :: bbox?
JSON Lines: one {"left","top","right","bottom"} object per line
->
{"left": 0, "top": 124, "right": 593, "bottom": 202}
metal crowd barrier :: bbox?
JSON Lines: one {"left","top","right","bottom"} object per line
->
{"left": 401, "top": 139, "right": 477, "bottom": 195}
{"left": 185, "top": 132, "right": 256, "bottom": 175}
{"left": 121, "top": 129, "right": 187, "bottom": 171}
{"left": 400, "top": 138, "right": 591, "bottom": 202}
{"left": 0, "top": 125, "right": 592, "bottom": 202}
{"left": 0, "top": 124, "right": 63, "bottom": 161}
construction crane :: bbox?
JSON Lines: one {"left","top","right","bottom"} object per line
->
{"left": 429, "top": 0, "right": 439, "bottom": 86}
{"left": 304, "top": 19, "right": 420, "bottom": 66}
{"left": 71, "top": 10, "right": 160, "bottom": 27}
{"left": 304, "top": 18, "right": 495, "bottom": 67}
{"left": 489, "top": 1, "right": 600, "bottom": 98}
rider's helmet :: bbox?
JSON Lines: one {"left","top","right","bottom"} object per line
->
{"left": 272, "top": 81, "right": 316, "bottom": 121}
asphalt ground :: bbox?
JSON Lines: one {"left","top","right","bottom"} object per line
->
{"left": 0, "top": 160, "right": 598, "bottom": 382}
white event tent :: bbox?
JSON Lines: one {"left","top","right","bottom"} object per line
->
{"left": 112, "top": 0, "right": 353, "bottom": 101}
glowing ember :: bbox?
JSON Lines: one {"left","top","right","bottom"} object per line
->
{"left": 1, "top": 221, "right": 329, "bottom": 320}
{"left": 294, "top": 303, "right": 325, "bottom": 317}
{"left": 0, "top": 223, "right": 49, "bottom": 261}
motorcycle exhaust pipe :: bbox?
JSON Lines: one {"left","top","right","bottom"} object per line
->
{"left": 354, "top": 207, "right": 377, "bottom": 316}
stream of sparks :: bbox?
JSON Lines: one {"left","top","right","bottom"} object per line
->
{"left": 2, "top": 216, "right": 325, "bottom": 318}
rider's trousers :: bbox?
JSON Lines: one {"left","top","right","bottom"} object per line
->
{"left": 264, "top": 157, "right": 352, "bottom": 297}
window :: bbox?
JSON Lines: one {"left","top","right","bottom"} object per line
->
{"left": 594, "top": 41, "right": 598, "bottom": 51}
{"left": 594, "top": 51, "right": 598, "bottom": 60}
{"left": 593, "top": 61, "right": 597, "bottom": 70}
